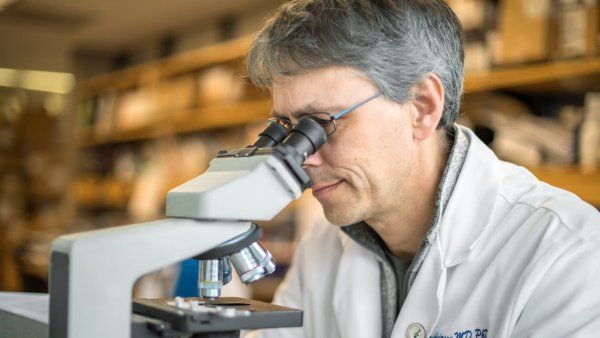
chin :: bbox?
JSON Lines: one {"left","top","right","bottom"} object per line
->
{"left": 322, "top": 206, "right": 362, "bottom": 227}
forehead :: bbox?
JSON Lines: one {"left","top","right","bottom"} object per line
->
{"left": 271, "top": 66, "right": 376, "bottom": 118}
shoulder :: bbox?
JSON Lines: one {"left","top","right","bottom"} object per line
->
{"left": 496, "top": 160, "right": 600, "bottom": 244}
{"left": 458, "top": 125, "right": 599, "bottom": 243}
{"left": 467, "top": 153, "right": 600, "bottom": 334}
{"left": 509, "top": 211, "right": 600, "bottom": 336}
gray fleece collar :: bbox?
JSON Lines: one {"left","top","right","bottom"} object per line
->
{"left": 341, "top": 124, "right": 470, "bottom": 338}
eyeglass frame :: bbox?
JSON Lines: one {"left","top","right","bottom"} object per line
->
{"left": 269, "top": 91, "right": 384, "bottom": 136}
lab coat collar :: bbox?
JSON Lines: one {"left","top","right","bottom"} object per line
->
{"left": 436, "top": 127, "right": 502, "bottom": 267}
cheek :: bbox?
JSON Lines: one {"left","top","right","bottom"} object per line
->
{"left": 318, "top": 138, "right": 362, "bottom": 170}
{"left": 316, "top": 112, "right": 410, "bottom": 183}
{"left": 349, "top": 125, "right": 410, "bottom": 187}
{"left": 313, "top": 136, "right": 347, "bottom": 162}
{"left": 318, "top": 137, "right": 386, "bottom": 190}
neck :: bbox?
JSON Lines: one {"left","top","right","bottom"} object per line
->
{"left": 366, "top": 130, "right": 451, "bottom": 260}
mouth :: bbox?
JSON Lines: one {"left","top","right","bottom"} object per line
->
{"left": 311, "top": 180, "right": 343, "bottom": 198}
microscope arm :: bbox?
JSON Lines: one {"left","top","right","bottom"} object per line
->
{"left": 49, "top": 218, "right": 252, "bottom": 338}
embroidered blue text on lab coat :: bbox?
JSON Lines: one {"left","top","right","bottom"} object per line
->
{"left": 430, "top": 328, "right": 488, "bottom": 338}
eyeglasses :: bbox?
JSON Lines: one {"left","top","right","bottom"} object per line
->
{"left": 269, "top": 91, "right": 383, "bottom": 136}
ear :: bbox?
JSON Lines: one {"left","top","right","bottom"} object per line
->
{"left": 410, "top": 73, "right": 445, "bottom": 141}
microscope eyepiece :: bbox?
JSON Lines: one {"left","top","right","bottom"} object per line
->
{"left": 252, "top": 119, "right": 292, "bottom": 148}
{"left": 279, "top": 116, "right": 328, "bottom": 163}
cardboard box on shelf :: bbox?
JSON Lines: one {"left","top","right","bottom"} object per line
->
{"left": 461, "top": 93, "right": 575, "bottom": 166}
{"left": 580, "top": 92, "right": 600, "bottom": 171}
{"left": 465, "top": 40, "right": 491, "bottom": 72}
{"left": 551, "top": 0, "right": 599, "bottom": 59}
{"left": 114, "top": 88, "right": 157, "bottom": 132}
{"left": 155, "top": 74, "right": 197, "bottom": 114}
{"left": 492, "top": 0, "right": 551, "bottom": 65}
{"left": 93, "top": 91, "right": 118, "bottom": 138}
{"left": 197, "top": 65, "right": 245, "bottom": 105}
{"left": 447, "top": 0, "right": 488, "bottom": 31}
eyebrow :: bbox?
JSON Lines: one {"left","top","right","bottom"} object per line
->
{"left": 271, "top": 103, "right": 343, "bottom": 120}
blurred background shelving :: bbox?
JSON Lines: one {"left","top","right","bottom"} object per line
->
{"left": 1, "top": 0, "right": 599, "bottom": 302}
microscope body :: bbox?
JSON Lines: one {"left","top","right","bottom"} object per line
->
{"left": 48, "top": 117, "right": 327, "bottom": 338}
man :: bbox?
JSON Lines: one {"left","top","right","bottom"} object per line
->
{"left": 245, "top": 1, "right": 600, "bottom": 337}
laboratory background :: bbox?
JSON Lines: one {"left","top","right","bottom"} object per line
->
{"left": 0, "top": 0, "right": 599, "bottom": 303}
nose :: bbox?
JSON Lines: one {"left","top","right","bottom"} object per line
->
{"left": 303, "top": 149, "right": 323, "bottom": 167}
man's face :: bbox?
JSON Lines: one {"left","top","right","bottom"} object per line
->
{"left": 272, "top": 66, "right": 418, "bottom": 226}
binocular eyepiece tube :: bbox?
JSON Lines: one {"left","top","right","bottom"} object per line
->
{"left": 197, "top": 117, "right": 328, "bottom": 299}
{"left": 252, "top": 119, "right": 291, "bottom": 148}
{"left": 279, "top": 117, "right": 328, "bottom": 163}
{"left": 252, "top": 116, "right": 328, "bottom": 163}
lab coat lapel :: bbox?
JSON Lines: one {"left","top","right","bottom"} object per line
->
{"left": 437, "top": 129, "right": 501, "bottom": 268}
{"left": 393, "top": 129, "right": 502, "bottom": 337}
{"left": 333, "top": 230, "right": 382, "bottom": 338}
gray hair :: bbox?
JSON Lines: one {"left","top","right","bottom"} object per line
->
{"left": 247, "top": 0, "right": 464, "bottom": 130}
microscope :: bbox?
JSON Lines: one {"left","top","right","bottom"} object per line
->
{"left": 44, "top": 116, "right": 328, "bottom": 338}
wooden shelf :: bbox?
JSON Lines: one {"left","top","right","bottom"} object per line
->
{"left": 528, "top": 167, "right": 600, "bottom": 207}
{"left": 78, "top": 34, "right": 255, "bottom": 96}
{"left": 76, "top": 99, "right": 272, "bottom": 148}
{"left": 80, "top": 37, "right": 600, "bottom": 97}
{"left": 464, "top": 57, "right": 600, "bottom": 94}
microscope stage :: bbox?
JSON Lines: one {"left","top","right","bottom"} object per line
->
{"left": 133, "top": 297, "right": 302, "bottom": 335}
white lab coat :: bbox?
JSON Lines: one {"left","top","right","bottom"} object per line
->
{"left": 248, "top": 127, "right": 600, "bottom": 338}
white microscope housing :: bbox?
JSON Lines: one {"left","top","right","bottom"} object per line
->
{"left": 48, "top": 117, "right": 328, "bottom": 338}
